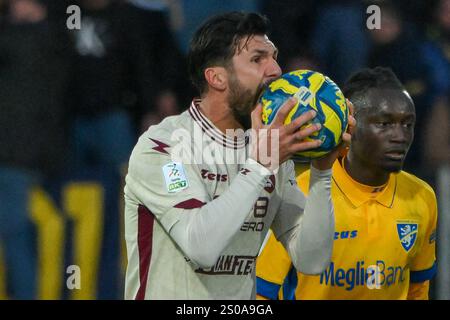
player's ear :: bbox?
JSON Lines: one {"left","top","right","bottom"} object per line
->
{"left": 204, "top": 67, "right": 227, "bottom": 91}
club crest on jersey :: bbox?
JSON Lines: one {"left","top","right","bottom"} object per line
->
{"left": 264, "top": 175, "right": 276, "bottom": 193}
{"left": 162, "top": 162, "right": 189, "bottom": 193}
{"left": 396, "top": 222, "right": 418, "bottom": 252}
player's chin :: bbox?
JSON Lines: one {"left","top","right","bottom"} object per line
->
{"left": 381, "top": 160, "right": 404, "bottom": 173}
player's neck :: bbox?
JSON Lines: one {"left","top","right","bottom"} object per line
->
{"left": 344, "top": 155, "right": 390, "bottom": 187}
{"left": 198, "top": 95, "right": 244, "bottom": 133}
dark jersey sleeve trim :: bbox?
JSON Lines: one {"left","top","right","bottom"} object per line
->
{"left": 410, "top": 261, "right": 437, "bottom": 283}
{"left": 256, "top": 277, "right": 281, "bottom": 300}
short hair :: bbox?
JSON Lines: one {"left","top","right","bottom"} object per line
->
{"left": 343, "top": 67, "right": 407, "bottom": 113}
{"left": 188, "top": 12, "right": 270, "bottom": 95}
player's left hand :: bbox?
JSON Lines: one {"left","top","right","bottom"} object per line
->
{"left": 311, "top": 99, "right": 356, "bottom": 170}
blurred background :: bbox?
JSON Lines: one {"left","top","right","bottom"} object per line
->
{"left": 0, "top": 0, "right": 448, "bottom": 299}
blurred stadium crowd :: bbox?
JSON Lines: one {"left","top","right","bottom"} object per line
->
{"left": 0, "top": 0, "right": 449, "bottom": 299}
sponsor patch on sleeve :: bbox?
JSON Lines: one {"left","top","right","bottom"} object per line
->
{"left": 162, "top": 162, "right": 189, "bottom": 193}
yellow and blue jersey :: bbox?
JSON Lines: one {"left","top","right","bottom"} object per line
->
{"left": 256, "top": 158, "right": 437, "bottom": 300}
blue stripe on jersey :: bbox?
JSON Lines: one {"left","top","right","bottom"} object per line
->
{"left": 282, "top": 266, "right": 298, "bottom": 300}
{"left": 256, "top": 277, "right": 281, "bottom": 300}
{"left": 410, "top": 261, "right": 437, "bottom": 283}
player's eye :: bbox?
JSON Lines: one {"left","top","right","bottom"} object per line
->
{"left": 252, "top": 56, "right": 262, "bottom": 63}
{"left": 375, "top": 121, "right": 390, "bottom": 128}
{"left": 403, "top": 122, "right": 414, "bottom": 128}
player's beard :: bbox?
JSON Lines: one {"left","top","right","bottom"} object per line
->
{"left": 228, "top": 73, "right": 266, "bottom": 130}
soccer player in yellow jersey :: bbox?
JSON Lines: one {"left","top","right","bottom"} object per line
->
{"left": 256, "top": 67, "right": 438, "bottom": 300}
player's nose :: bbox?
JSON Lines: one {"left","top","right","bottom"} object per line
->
{"left": 389, "top": 124, "right": 410, "bottom": 143}
{"left": 266, "top": 58, "right": 282, "bottom": 80}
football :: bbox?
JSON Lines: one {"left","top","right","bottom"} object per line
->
{"left": 260, "top": 69, "right": 349, "bottom": 162}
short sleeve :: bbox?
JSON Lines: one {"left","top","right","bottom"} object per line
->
{"left": 409, "top": 187, "right": 438, "bottom": 283}
{"left": 256, "top": 231, "right": 292, "bottom": 299}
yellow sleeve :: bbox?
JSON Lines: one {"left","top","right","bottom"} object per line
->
{"left": 293, "top": 162, "right": 310, "bottom": 178}
{"left": 410, "top": 185, "right": 438, "bottom": 283}
{"left": 407, "top": 281, "right": 430, "bottom": 300}
{"left": 256, "top": 167, "right": 312, "bottom": 300}
{"left": 256, "top": 232, "right": 292, "bottom": 300}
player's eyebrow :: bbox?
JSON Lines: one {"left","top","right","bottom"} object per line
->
{"left": 251, "top": 48, "right": 278, "bottom": 58}
{"left": 371, "top": 111, "right": 416, "bottom": 120}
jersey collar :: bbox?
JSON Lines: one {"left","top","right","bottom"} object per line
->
{"left": 188, "top": 99, "right": 248, "bottom": 149}
{"left": 332, "top": 158, "right": 397, "bottom": 208}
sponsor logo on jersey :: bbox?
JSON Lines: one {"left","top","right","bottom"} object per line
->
{"left": 240, "top": 197, "right": 269, "bottom": 232}
{"left": 241, "top": 221, "right": 264, "bottom": 232}
{"left": 200, "top": 169, "right": 228, "bottom": 182}
{"left": 319, "top": 260, "right": 406, "bottom": 291}
{"left": 195, "top": 255, "right": 256, "bottom": 275}
{"left": 334, "top": 230, "right": 358, "bottom": 240}
{"left": 162, "top": 162, "right": 189, "bottom": 193}
{"left": 396, "top": 221, "right": 418, "bottom": 252}
{"left": 149, "top": 138, "right": 170, "bottom": 154}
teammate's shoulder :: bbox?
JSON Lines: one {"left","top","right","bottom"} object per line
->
{"left": 397, "top": 171, "right": 436, "bottom": 199}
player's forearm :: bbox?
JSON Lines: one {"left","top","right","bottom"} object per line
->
{"left": 170, "top": 159, "right": 271, "bottom": 268}
{"left": 286, "top": 166, "right": 334, "bottom": 275}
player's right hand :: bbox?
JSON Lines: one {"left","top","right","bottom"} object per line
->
{"left": 250, "top": 97, "right": 322, "bottom": 171}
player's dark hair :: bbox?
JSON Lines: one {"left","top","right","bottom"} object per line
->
{"left": 343, "top": 67, "right": 406, "bottom": 111}
{"left": 188, "top": 11, "right": 270, "bottom": 95}
{"left": 343, "top": 66, "right": 405, "bottom": 97}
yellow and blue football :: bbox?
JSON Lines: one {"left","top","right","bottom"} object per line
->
{"left": 260, "top": 69, "right": 349, "bottom": 162}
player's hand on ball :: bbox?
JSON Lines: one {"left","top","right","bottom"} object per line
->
{"left": 250, "top": 97, "right": 322, "bottom": 171}
{"left": 312, "top": 99, "right": 356, "bottom": 170}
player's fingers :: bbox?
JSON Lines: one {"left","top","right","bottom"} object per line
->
{"left": 286, "top": 109, "right": 317, "bottom": 133}
{"left": 251, "top": 103, "right": 263, "bottom": 129}
{"left": 289, "top": 140, "right": 322, "bottom": 154}
{"left": 336, "top": 132, "right": 352, "bottom": 157}
{"left": 345, "top": 99, "right": 356, "bottom": 132}
{"left": 348, "top": 114, "right": 356, "bottom": 126}
{"left": 346, "top": 114, "right": 356, "bottom": 135}
{"left": 294, "top": 123, "right": 321, "bottom": 141}
{"left": 341, "top": 131, "right": 352, "bottom": 145}
{"left": 272, "top": 97, "right": 298, "bottom": 127}
{"left": 344, "top": 99, "right": 356, "bottom": 134}
{"left": 346, "top": 98, "right": 355, "bottom": 116}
